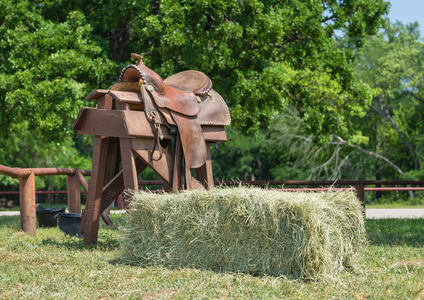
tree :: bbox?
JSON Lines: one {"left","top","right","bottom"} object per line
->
{"left": 354, "top": 21, "right": 424, "bottom": 180}
{"left": 0, "top": 0, "right": 390, "bottom": 189}
{"left": 250, "top": 21, "right": 424, "bottom": 182}
{"left": 0, "top": 0, "right": 114, "bottom": 189}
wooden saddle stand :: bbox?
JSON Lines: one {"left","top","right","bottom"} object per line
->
{"left": 73, "top": 53, "right": 231, "bottom": 244}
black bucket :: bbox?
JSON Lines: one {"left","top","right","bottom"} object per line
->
{"left": 56, "top": 212, "right": 82, "bottom": 237}
{"left": 36, "top": 206, "right": 67, "bottom": 228}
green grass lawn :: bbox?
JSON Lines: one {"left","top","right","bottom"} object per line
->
{"left": 0, "top": 215, "right": 424, "bottom": 299}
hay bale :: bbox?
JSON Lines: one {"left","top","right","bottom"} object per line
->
{"left": 119, "top": 187, "right": 365, "bottom": 280}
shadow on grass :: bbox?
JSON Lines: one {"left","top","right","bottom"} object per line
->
{"left": 0, "top": 215, "right": 123, "bottom": 251}
{"left": 37, "top": 215, "right": 126, "bottom": 251}
{"left": 38, "top": 217, "right": 124, "bottom": 251}
{"left": 107, "top": 257, "right": 269, "bottom": 279}
{"left": 39, "top": 234, "right": 120, "bottom": 251}
{"left": 366, "top": 219, "right": 424, "bottom": 247}
{"left": 4, "top": 215, "right": 424, "bottom": 250}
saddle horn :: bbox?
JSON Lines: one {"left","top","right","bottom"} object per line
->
{"left": 131, "top": 53, "right": 144, "bottom": 66}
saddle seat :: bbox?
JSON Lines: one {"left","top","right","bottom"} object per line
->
{"left": 164, "top": 70, "right": 212, "bottom": 97}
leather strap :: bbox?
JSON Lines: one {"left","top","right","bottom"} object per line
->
{"left": 151, "top": 120, "right": 164, "bottom": 161}
{"left": 141, "top": 84, "right": 158, "bottom": 123}
{"left": 141, "top": 84, "right": 165, "bottom": 161}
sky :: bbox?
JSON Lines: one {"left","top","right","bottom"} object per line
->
{"left": 387, "top": 0, "right": 424, "bottom": 36}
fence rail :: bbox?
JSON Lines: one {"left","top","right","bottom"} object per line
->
{"left": 0, "top": 191, "right": 88, "bottom": 195}
{"left": 0, "top": 165, "right": 91, "bottom": 178}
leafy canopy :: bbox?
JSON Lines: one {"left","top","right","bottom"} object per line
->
{"left": 0, "top": 0, "right": 114, "bottom": 188}
{"left": 353, "top": 21, "right": 424, "bottom": 179}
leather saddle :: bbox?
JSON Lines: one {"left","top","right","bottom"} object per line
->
{"left": 110, "top": 53, "right": 230, "bottom": 187}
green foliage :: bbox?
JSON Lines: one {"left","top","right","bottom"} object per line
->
{"left": 239, "top": 20, "right": 424, "bottom": 182}
{"left": 0, "top": 0, "right": 391, "bottom": 190}
{"left": 0, "top": 136, "right": 92, "bottom": 190}
{"left": 353, "top": 21, "right": 424, "bottom": 179}
{"left": 0, "top": 0, "right": 114, "bottom": 189}
{"left": 131, "top": 0, "right": 388, "bottom": 138}
{"left": 211, "top": 127, "right": 271, "bottom": 180}
{"left": 211, "top": 109, "right": 312, "bottom": 181}
{"left": 212, "top": 107, "right": 365, "bottom": 181}
{"left": 0, "top": 4, "right": 114, "bottom": 142}
{"left": 35, "top": 0, "right": 388, "bottom": 136}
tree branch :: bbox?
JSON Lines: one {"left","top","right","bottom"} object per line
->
{"left": 321, "top": 14, "right": 336, "bottom": 23}
{"left": 371, "top": 104, "right": 418, "bottom": 170}
{"left": 409, "top": 91, "right": 424, "bottom": 104}
{"left": 288, "top": 133, "right": 405, "bottom": 178}
{"left": 333, "top": 135, "right": 405, "bottom": 176}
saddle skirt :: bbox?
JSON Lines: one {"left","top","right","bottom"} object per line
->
{"left": 110, "top": 53, "right": 231, "bottom": 169}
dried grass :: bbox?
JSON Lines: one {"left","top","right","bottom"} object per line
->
{"left": 119, "top": 187, "right": 365, "bottom": 280}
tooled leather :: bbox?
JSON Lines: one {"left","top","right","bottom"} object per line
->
{"left": 140, "top": 85, "right": 168, "bottom": 125}
{"left": 141, "top": 84, "right": 157, "bottom": 122}
{"left": 113, "top": 55, "right": 231, "bottom": 175}
{"left": 193, "top": 76, "right": 212, "bottom": 96}
{"left": 197, "top": 89, "right": 231, "bottom": 126}
{"left": 119, "top": 65, "right": 146, "bottom": 83}
{"left": 111, "top": 81, "right": 231, "bottom": 126}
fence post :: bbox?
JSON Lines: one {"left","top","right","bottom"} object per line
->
{"left": 355, "top": 182, "right": 366, "bottom": 217}
{"left": 19, "top": 172, "right": 36, "bottom": 236}
{"left": 67, "top": 174, "right": 81, "bottom": 213}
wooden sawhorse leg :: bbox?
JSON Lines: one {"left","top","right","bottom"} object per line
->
{"left": 195, "top": 142, "right": 214, "bottom": 189}
{"left": 82, "top": 136, "right": 110, "bottom": 245}
{"left": 82, "top": 137, "right": 145, "bottom": 244}
{"left": 119, "top": 138, "right": 139, "bottom": 194}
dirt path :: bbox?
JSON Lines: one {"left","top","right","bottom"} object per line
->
{"left": 365, "top": 208, "right": 424, "bottom": 219}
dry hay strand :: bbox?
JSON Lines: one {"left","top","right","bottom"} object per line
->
{"left": 119, "top": 186, "right": 365, "bottom": 280}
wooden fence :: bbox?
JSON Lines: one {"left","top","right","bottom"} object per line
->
{"left": 0, "top": 165, "right": 90, "bottom": 235}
